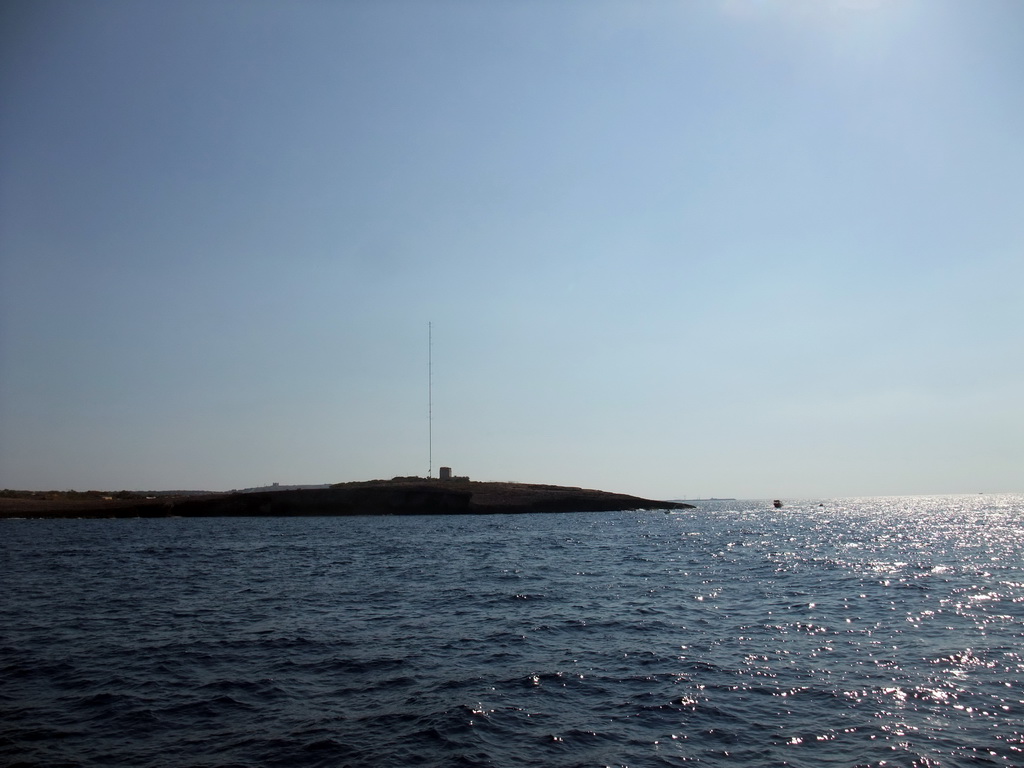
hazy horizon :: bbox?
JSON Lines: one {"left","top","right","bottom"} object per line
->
{"left": 2, "top": 0, "right": 1021, "bottom": 500}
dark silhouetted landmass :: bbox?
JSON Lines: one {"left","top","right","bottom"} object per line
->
{"left": 0, "top": 479, "right": 693, "bottom": 518}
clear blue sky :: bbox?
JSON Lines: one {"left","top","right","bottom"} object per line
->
{"left": 2, "top": 0, "right": 1021, "bottom": 499}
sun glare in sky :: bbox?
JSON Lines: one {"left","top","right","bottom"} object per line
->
{"left": 0, "top": 0, "right": 1020, "bottom": 498}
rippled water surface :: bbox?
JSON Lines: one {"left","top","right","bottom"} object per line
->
{"left": 2, "top": 495, "right": 1022, "bottom": 767}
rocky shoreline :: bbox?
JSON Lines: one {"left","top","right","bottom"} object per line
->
{"left": 0, "top": 479, "right": 693, "bottom": 518}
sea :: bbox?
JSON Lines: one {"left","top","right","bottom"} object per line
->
{"left": 2, "top": 495, "right": 1022, "bottom": 768}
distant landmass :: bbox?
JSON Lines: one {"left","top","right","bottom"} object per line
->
{"left": 0, "top": 479, "right": 693, "bottom": 518}
{"left": 672, "top": 498, "right": 737, "bottom": 502}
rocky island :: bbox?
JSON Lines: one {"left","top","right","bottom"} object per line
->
{"left": 0, "top": 479, "right": 693, "bottom": 518}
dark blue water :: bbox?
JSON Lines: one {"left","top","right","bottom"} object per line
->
{"left": 2, "top": 495, "right": 1022, "bottom": 767}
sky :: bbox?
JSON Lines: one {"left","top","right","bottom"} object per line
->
{"left": 1, "top": 0, "right": 1021, "bottom": 499}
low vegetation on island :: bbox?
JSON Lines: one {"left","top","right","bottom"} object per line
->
{"left": 0, "top": 478, "right": 693, "bottom": 518}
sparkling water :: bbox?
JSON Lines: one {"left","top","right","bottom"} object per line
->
{"left": 2, "top": 495, "right": 1022, "bottom": 767}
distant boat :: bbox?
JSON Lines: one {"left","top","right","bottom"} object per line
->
{"left": 773, "top": 499, "right": 783, "bottom": 508}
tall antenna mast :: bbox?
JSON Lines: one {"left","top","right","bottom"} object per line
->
{"left": 428, "top": 321, "right": 432, "bottom": 479}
